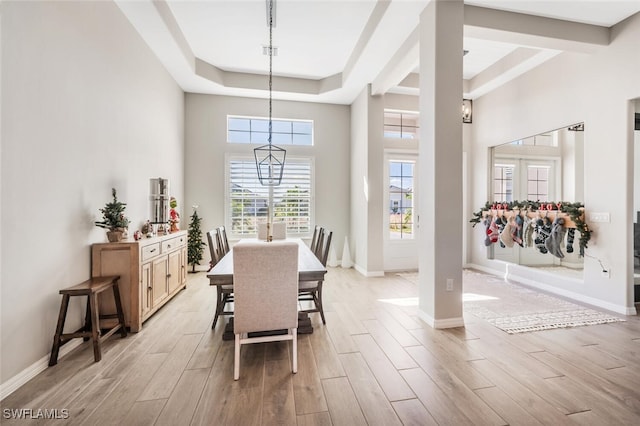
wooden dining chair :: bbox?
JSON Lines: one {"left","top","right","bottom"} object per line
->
{"left": 309, "top": 225, "right": 321, "bottom": 253}
{"left": 206, "top": 229, "right": 221, "bottom": 271}
{"left": 233, "top": 241, "right": 299, "bottom": 380}
{"left": 208, "top": 228, "right": 234, "bottom": 330}
{"left": 299, "top": 229, "right": 332, "bottom": 325}
{"left": 313, "top": 227, "right": 325, "bottom": 260}
{"left": 218, "top": 226, "right": 230, "bottom": 256}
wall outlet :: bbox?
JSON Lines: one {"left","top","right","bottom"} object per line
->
{"left": 446, "top": 279, "right": 454, "bottom": 291}
{"left": 589, "top": 212, "right": 610, "bottom": 223}
{"left": 601, "top": 269, "right": 610, "bottom": 278}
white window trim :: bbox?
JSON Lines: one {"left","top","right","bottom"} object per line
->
{"left": 224, "top": 153, "right": 315, "bottom": 240}
{"left": 492, "top": 156, "right": 559, "bottom": 201}
{"left": 226, "top": 115, "right": 315, "bottom": 146}
{"left": 383, "top": 109, "right": 420, "bottom": 140}
{"left": 383, "top": 153, "right": 418, "bottom": 243}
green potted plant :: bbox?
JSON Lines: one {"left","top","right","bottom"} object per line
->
{"left": 95, "top": 188, "right": 131, "bottom": 242}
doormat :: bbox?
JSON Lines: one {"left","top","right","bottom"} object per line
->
{"left": 397, "top": 270, "right": 625, "bottom": 334}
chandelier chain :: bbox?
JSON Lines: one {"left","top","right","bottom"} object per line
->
{"left": 268, "top": 0, "right": 273, "bottom": 145}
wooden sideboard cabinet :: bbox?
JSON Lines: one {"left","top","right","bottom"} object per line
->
{"left": 91, "top": 231, "right": 187, "bottom": 332}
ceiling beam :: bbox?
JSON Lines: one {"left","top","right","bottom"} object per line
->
{"left": 371, "top": 28, "right": 419, "bottom": 96}
{"left": 464, "top": 5, "right": 610, "bottom": 53}
{"left": 465, "top": 47, "right": 561, "bottom": 98}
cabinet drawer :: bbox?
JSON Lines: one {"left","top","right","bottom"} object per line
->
{"left": 161, "top": 236, "right": 183, "bottom": 253}
{"left": 141, "top": 243, "right": 161, "bottom": 261}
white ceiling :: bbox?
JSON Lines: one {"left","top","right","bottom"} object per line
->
{"left": 116, "top": 0, "right": 640, "bottom": 104}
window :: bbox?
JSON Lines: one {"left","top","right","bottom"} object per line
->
{"left": 493, "top": 164, "right": 514, "bottom": 202}
{"left": 227, "top": 116, "right": 313, "bottom": 145}
{"left": 227, "top": 157, "right": 313, "bottom": 236}
{"left": 388, "top": 161, "right": 414, "bottom": 239}
{"left": 527, "top": 166, "right": 550, "bottom": 201}
{"left": 511, "top": 133, "right": 555, "bottom": 146}
{"left": 384, "top": 110, "right": 419, "bottom": 139}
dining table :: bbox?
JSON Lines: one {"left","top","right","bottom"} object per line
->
{"left": 207, "top": 238, "right": 327, "bottom": 338}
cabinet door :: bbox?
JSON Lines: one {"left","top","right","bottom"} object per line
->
{"left": 151, "top": 257, "right": 169, "bottom": 307}
{"left": 167, "top": 250, "right": 182, "bottom": 294}
{"left": 181, "top": 246, "right": 187, "bottom": 285}
{"left": 141, "top": 261, "right": 152, "bottom": 318}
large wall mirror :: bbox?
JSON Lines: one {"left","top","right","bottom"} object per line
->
{"left": 489, "top": 123, "right": 585, "bottom": 278}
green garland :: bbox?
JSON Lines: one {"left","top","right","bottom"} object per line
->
{"left": 469, "top": 200, "right": 590, "bottom": 256}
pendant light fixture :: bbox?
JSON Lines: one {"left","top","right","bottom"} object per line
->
{"left": 254, "top": 0, "right": 286, "bottom": 186}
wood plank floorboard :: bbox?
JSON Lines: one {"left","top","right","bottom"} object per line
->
{"left": 292, "top": 335, "right": 328, "bottom": 415}
{"left": 121, "top": 399, "right": 167, "bottom": 426}
{"left": 296, "top": 411, "right": 333, "bottom": 426}
{"left": 321, "top": 377, "right": 367, "bottom": 426}
{"left": 2, "top": 268, "right": 639, "bottom": 425}
{"left": 361, "top": 319, "right": 419, "bottom": 370}
{"left": 391, "top": 398, "right": 438, "bottom": 426}
{"left": 352, "top": 333, "right": 415, "bottom": 401}
{"left": 473, "top": 385, "right": 545, "bottom": 426}
{"left": 308, "top": 324, "right": 346, "bottom": 379}
{"left": 468, "top": 358, "right": 575, "bottom": 425}
{"left": 337, "top": 352, "right": 403, "bottom": 425}
{"left": 155, "top": 368, "right": 209, "bottom": 426}
{"left": 261, "top": 357, "right": 297, "bottom": 425}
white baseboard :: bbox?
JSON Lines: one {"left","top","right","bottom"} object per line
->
{"left": 506, "top": 272, "right": 636, "bottom": 316}
{"left": 353, "top": 263, "right": 384, "bottom": 277}
{"left": 416, "top": 310, "right": 465, "bottom": 329}
{"left": 466, "top": 263, "right": 637, "bottom": 316}
{"left": 465, "top": 263, "right": 505, "bottom": 277}
{"left": 0, "top": 339, "right": 83, "bottom": 401}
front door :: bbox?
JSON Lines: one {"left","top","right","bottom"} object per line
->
{"left": 384, "top": 155, "right": 418, "bottom": 271}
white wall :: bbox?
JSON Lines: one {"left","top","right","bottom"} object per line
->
{"left": 184, "top": 93, "right": 350, "bottom": 262}
{"left": 350, "top": 89, "right": 369, "bottom": 272}
{"left": 634, "top": 100, "right": 640, "bottom": 221}
{"left": 469, "top": 12, "right": 640, "bottom": 314}
{"left": 1, "top": 1, "right": 184, "bottom": 387}
{"left": 352, "top": 88, "right": 424, "bottom": 275}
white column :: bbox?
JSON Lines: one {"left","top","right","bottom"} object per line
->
{"left": 417, "top": 0, "right": 464, "bottom": 328}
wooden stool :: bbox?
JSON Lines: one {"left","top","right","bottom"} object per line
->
{"left": 49, "top": 276, "right": 127, "bottom": 366}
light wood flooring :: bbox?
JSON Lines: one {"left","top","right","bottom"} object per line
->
{"left": 2, "top": 268, "right": 640, "bottom": 425}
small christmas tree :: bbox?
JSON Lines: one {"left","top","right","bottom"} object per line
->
{"left": 187, "top": 206, "right": 206, "bottom": 272}
{"left": 95, "top": 188, "right": 130, "bottom": 231}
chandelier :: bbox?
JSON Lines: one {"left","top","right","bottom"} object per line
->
{"left": 254, "top": 0, "right": 286, "bottom": 186}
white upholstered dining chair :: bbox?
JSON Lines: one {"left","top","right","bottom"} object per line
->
{"left": 257, "top": 221, "right": 287, "bottom": 240}
{"left": 272, "top": 222, "right": 286, "bottom": 239}
{"left": 232, "top": 241, "right": 299, "bottom": 380}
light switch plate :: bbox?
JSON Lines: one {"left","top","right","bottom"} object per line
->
{"left": 589, "top": 212, "right": 610, "bottom": 223}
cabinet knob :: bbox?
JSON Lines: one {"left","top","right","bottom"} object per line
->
{"left": 167, "top": 245, "right": 172, "bottom": 249}
{"left": 167, "top": 273, "right": 172, "bottom": 278}
{"left": 150, "top": 248, "right": 156, "bottom": 253}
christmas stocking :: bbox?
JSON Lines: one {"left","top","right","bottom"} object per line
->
{"left": 545, "top": 217, "right": 566, "bottom": 259}
{"left": 566, "top": 228, "right": 575, "bottom": 253}
{"left": 500, "top": 218, "right": 515, "bottom": 248}
{"left": 483, "top": 218, "right": 492, "bottom": 246}
{"left": 511, "top": 214, "right": 524, "bottom": 247}
{"left": 522, "top": 216, "right": 534, "bottom": 248}
{"left": 496, "top": 217, "right": 507, "bottom": 248}
{"left": 534, "top": 218, "right": 551, "bottom": 254}
{"left": 487, "top": 217, "right": 500, "bottom": 244}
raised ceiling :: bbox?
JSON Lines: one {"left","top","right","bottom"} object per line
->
{"left": 116, "top": 0, "right": 640, "bottom": 104}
